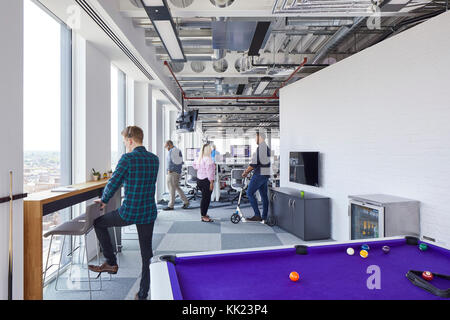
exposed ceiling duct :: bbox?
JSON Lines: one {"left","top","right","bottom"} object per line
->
{"left": 311, "top": 16, "right": 367, "bottom": 64}
{"left": 169, "top": 0, "right": 194, "bottom": 8}
{"left": 286, "top": 17, "right": 355, "bottom": 27}
{"left": 126, "top": 0, "right": 446, "bottom": 118}
{"left": 210, "top": 0, "right": 235, "bottom": 8}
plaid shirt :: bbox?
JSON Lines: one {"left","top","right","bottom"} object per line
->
{"left": 101, "top": 146, "right": 159, "bottom": 224}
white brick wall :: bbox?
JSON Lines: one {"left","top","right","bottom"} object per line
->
{"left": 280, "top": 11, "right": 450, "bottom": 247}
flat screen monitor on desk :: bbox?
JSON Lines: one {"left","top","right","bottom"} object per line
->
{"left": 230, "top": 145, "right": 250, "bottom": 158}
{"left": 186, "top": 148, "right": 200, "bottom": 161}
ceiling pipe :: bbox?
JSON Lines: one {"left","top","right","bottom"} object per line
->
{"left": 199, "top": 112, "right": 278, "bottom": 115}
{"left": 310, "top": 22, "right": 365, "bottom": 64}
{"left": 286, "top": 17, "right": 354, "bottom": 27}
{"left": 164, "top": 57, "right": 307, "bottom": 100}
{"left": 202, "top": 121, "right": 278, "bottom": 123}
{"left": 175, "top": 17, "right": 225, "bottom": 62}
{"left": 151, "top": 39, "right": 212, "bottom": 47}
{"left": 272, "top": 57, "right": 308, "bottom": 97}
{"left": 311, "top": 0, "right": 393, "bottom": 64}
{"left": 189, "top": 104, "right": 279, "bottom": 107}
{"left": 252, "top": 57, "right": 329, "bottom": 68}
{"left": 375, "top": 9, "right": 446, "bottom": 44}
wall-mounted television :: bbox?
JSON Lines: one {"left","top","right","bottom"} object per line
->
{"left": 176, "top": 110, "right": 199, "bottom": 133}
{"left": 289, "top": 152, "right": 319, "bottom": 187}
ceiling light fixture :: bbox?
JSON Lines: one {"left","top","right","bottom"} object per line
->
{"left": 141, "top": 0, "right": 186, "bottom": 62}
{"left": 253, "top": 77, "right": 272, "bottom": 95}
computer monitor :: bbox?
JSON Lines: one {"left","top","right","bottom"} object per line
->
{"left": 186, "top": 148, "right": 200, "bottom": 161}
{"left": 230, "top": 145, "right": 251, "bottom": 158}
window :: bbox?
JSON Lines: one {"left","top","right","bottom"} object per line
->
{"left": 111, "top": 65, "right": 126, "bottom": 170}
{"left": 24, "top": 0, "right": 72, "bottom": 193}
{"left": 23, "top": 0, "right": 72, "bottom": 282}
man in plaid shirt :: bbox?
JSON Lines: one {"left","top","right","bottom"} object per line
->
{"left": 88, "top": 126, "right": 159, "bottom": 300}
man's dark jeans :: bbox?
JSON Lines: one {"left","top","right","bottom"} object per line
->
{"left": 94, "top": 210, "right": 155, "bottom": 299}
{"left": 247, "top": 174, "right": 269, "bottom": 220}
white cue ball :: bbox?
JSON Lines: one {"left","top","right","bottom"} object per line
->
{"left": 346, "top": 248, "right": 355, "bottom": 255}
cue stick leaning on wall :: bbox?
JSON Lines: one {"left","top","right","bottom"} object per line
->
{"left": 8, "top": 171, "right": 13, "bottom": 300}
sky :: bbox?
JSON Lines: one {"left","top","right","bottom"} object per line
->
{"left": 23, "top": 0, "right": 61, "bottom": 151}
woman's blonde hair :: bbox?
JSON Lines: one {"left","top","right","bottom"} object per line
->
{"left": 199, "top": 143, "right": 212, "bottom": 161}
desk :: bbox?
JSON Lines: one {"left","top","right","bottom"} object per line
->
{"left": 150, "top": 236, "right": 450, "bottom": 300}
{"left": 23, "top": 179, "right": 109, "bottom": 300}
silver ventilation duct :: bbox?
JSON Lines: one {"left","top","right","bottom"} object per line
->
{"left": 312, "top": 16, "right": 366, "bottom": 64}
{"left": 183, "top": 17, "right": 226, "bottom": 61}
{"left": 286, "top": 17, "right": 355, "bottom": 27}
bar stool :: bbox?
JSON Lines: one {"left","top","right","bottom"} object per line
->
{"left": 43, "top": 204, "right": 103, "bottom": 300}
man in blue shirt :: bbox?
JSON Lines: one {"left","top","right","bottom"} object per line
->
{"left": 88, "top": 126, "right": 159, "bottom": 300}
{"left": 163, "top": 140, "right": 189, "bottom": 210}
{"left": 242, "top": 132, "right": 271, "bottom": 222}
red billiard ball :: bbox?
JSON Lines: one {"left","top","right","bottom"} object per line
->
{"left": 422, "top": 271, "right": 433, "bottom": 281}
{"left": 289, "top": 271, "right": 300, "bottom": 282}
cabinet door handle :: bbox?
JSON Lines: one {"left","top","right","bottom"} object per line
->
{"left": 292, "top": 200, "right": 296, "bottom": 208}
{"left": 288, "top": 199, "right": 292, "bottom": 207}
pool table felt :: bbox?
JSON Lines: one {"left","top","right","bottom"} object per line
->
{"left": 169, "top": 239, "right": 450, "bottom": 300}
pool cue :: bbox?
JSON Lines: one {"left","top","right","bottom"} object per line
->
{"left": 8, "top": 171, "right": 13, "bottom": 300}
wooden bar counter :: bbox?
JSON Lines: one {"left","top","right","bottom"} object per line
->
{"left": 23, "top": 179, "right": 109, "bottom": 300}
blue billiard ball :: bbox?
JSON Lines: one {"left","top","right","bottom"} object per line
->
{"left": 361, "top": 244, "right": 370, "bottom": 251}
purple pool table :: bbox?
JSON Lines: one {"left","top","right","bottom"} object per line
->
{"left": 150, "top": 236, "right": 449, "bottom": 300}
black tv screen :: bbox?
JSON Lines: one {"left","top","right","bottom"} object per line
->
{"left": 289, "top": 152, "right": 319, "bottom": 187}
{"left": 176, "top": 110, "right": 199, "bottom": 133}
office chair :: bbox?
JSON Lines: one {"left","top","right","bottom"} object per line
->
{"left": 186, "top": 166, "right": 201, "bottom": 201}
{"left": 230, "top": 169, "right": 248, "bottom": 204}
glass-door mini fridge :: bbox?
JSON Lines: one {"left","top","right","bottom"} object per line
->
{"left": 348, "top": 194, "right": 420, "bottom": 240}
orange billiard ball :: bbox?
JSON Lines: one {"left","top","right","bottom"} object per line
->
{"left": 289, "top": 271, "right": 300, "bottom": 282}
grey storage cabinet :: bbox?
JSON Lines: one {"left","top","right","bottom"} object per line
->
{"left": 269, "top": 187, "right": 331, "bottom": 241}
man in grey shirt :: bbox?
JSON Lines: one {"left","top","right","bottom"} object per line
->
{"left": 163, "top": 140, "right": 189, "bottom": 210}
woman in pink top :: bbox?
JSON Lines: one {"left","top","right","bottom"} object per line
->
{"left": 193, "top": 144, "right": 216, "bottom": 222}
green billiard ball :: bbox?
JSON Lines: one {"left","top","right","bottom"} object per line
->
{"left": 419, "top": 243, "right": 428, "bottom": 251}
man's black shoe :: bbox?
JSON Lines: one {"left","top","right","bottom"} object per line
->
{"left": 163, "top": 206, "right": 174, "bottom": 211}
{"left": 246, "top": 216, "right": 262, "bottom": 222}
{"left": 135, "top": 293, "right": 147, "bottom": 300}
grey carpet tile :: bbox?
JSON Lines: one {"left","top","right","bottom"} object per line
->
{"left": 271, "top": 226, "right": 289, "bottom": 233}
{"left": 156, "top": 233, "right": 221, "bottom": 252}
{"left": 152, "top": 233, "right": 166, "bottom": 250}
{"left": 156, "top": 210, "right": 202, "bottom": 221}
{"left": 120, "top": 233, "right": 165, "bottom": 251}
{"left": 221, "top": 233, "right": 283, "bottom": 250}
{"left": 153, "top": 220, "right": 174, "bottom": 234}
{"left": 220, "top": 220, "right": 276, "bottom": 234}
{"left": 121, "top": 239, "right": 140, "bottom": 251}
{"left": 43, "top": 277, "right": 136, "bottom": 300}
{"left": 276, "top": 233, "right": 306, "bottom": 246}
{"left": 167, "top": 220, "right": 221, "bottom": 234}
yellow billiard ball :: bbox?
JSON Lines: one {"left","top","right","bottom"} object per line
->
{"left": 360, "top": 250, "right": 369, "bottom": 258}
